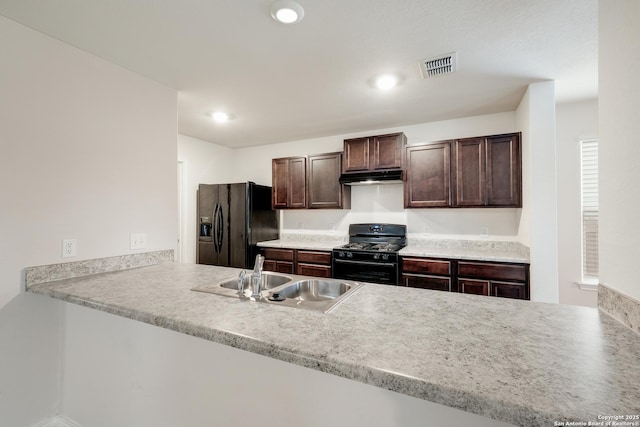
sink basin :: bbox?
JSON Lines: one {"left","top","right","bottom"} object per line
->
{"left": 219, "top": 272, "right": 291, "bottom": 291}
{"left": 273, "top": 280, "right": 353, "bottom": 301}
{"left": 192, "top": 271, "right": 362, "bottom": 313}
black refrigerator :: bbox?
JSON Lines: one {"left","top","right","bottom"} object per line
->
{"left": 196, "top": 182, "right": 279, "bottom": 268}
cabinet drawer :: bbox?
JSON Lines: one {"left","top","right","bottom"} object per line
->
{"left": 402, "top": 257, "right": 451, "bottom": 275}
{"left": 457, "top": 261, "right": 527, "bottom": 282}
{"left": 297, "top": 263, "right": 331, "bottom": 278}
{"left": 402, "top": 274, "right": 451, "bottom": 291}
{"left": 263, "top": 248, "right": 295, "bottom": 262}
{"left": 297, "top": 250, "right": 331, "bottom": 265}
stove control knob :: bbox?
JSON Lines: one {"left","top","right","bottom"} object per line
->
{"left": 347, "top": 252, "right": 354, "bottom": 259}
{"left": 382, "top": 254, "right": 390, "bottom": 261}
{"left": 373, "top": 254, "right": 380, "bottom": 260}
{"left": 338, "top": 251, "right": 345, "bottom": 258}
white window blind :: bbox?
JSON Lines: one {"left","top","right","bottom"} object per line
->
{"left": 581, "top": 139, "right": 599, "bottom": 282}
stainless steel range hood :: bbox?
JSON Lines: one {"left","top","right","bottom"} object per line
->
{"left": 339, "top": 170, "right": 404, "bottom": 185}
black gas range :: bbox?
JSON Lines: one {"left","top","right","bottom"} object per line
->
{"left": 332, "top": 224, "right": 407, "bottom": 285}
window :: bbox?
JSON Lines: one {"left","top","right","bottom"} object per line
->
{"left": 580, "top": 139, "right": 599, "bottom": 283}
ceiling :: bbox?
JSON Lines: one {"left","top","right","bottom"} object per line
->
{"left": 0, "top": 0, "right": 597, "bottom": 148}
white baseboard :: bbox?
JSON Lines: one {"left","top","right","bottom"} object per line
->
{"left": 31, "top": 415, "right": 82, "bottom": 427}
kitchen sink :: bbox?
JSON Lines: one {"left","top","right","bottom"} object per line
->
{"left": 191, "top": 271, "right": 362, "bottom": 313}
{"left": 272, "top": 280, "right": 353, "bottom": 301}
{"left": 219, "top": 271, "right": 291, "bottom": 291}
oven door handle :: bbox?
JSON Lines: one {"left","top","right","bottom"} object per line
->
{"left": 333, "top": 259, "right": 396, "bottom": 268}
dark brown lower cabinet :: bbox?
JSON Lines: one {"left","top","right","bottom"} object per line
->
{"left": 401, "top": 257, "right": 453, "bottom": 291}
{"left": 262, "top": 248, "right": 295, "bottom": 274}
{"left": 296, "top": 250, "right": 332, "bottom": 277}
{"left": 401, "top": 256, "right": 529, "bottom": 300}
{"left": 457, "top": 260, "right": 529, "bottom": 300}
{"left": 262, "top": 248, "right": 331, "bottom": 278}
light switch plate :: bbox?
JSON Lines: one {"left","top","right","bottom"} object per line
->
{"left": 130, "top": 233, "right": 146, "bottom": 250}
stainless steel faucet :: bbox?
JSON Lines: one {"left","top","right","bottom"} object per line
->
{"left": 250, "top": 254, "right": 265, "bottom": 299}
{"left": 236, "top": 270, "right": 247, "bottom": 296}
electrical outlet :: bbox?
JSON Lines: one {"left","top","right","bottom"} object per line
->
{"left": 480, "top": 227, "right": 489, "bottom": 237}
{"left": 62, "top": 239, "right": 77, "bottom": 258}
{"left": 130, "top": 233, "right": 147, "bottom": 250}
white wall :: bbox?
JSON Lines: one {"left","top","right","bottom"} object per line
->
{"left": 60, "top": 303, "right": 512, "bottom": 427}
{"left": 556, "top": 99, "right": 598, "bottom": 307}
{"left": 598, "top": 0, "right": 640, "bottom": 302}
{"left": 177, "top": 134, "right": 234, "bottom": 263}
{"left": 516, "top": 81, "right": 559, "bottom": 303}
{"left": 0, "top": 15, "right": 177, "bottom": 426}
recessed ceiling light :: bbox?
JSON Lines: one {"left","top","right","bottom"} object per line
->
{"left": 375, "top": 74, "right": 398, "bottom": 90}
{"left": 211, "top": 112, "right": 230, "bottom": 123}
{"left": 270, "top": 0, "right": 304, "bottom": 24}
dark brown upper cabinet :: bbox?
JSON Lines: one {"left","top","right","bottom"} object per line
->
{"left": 307, "top": 152, "right": 350, "bottom": 209}
{"left": 405, "top": 132, "right": 521, "bottom": 208}
{"left": 404, "top": 141, "right": 451, "bottom": 208}
{"left": 272, "top": 152, "right": 350, "bottom": 210}
{"left": 343, "top": 132, "right": 406, "bottom": 172}
{"left": 453, "top": 133, "right": 521, "bottom": 207}
{"left": 453, "top": 137, "right": 485, "bottom": 206}
{"left": 485, "top": 134, "right": 521, "bottom": 206}
{"left": 272, "top": 156, "right": 307, "bottom": 209}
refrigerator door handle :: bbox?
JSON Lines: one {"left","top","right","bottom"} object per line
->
{"left": 214, "top": 203, "right": 224, "bottom": 253}
{"left": 213, "top": 204, "right": 219, "bottom": 253}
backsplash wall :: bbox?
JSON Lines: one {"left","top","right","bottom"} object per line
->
{"left": 281, "top": 184, "right": 522, "bottom": 239}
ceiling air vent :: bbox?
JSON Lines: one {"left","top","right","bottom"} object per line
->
{"left": 419, "top": 52, "right": 457, "bottom": 78}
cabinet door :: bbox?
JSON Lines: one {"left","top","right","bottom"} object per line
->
{"left": 343, "top": 137, "right": 370, "bottom": 172}
{"left": 272, "top": 157, "right": 307, "bottom": 209}
{"left": 288, "top": 157, "right": 307, "bottom": 208}
{"left": 402, "top": 274, "right": 451, "bottom": 291}
{"left": 263, "top": 259, "right": 277, "bottom": 272}
{"left": 272, "top": 158, "right": 289, "bottom": 209}
{"left": 404, "top": 142, "right": 451, "bottom": 207}
{"left": 453, "top": 137, "right": 485, "bottom": 207}
{"left": 491, "top": 281, "right": 526, "bottom": 299}
{"left": 372, "top": 133, "right": 405, "bottom": 170}
{"left": 273, "top": 261, "right": 295, "bottom": 274}
{"left": 459, "top": 279, "right": 490, "bottom": 296}
{"left": 308, "top": 152, "right": 349, "bottom": 209}
{"left": 486, "top": 134, "right": 521, "bottom": 207}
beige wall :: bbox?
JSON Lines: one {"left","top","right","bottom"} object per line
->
{"left": 556, "top": 99, "right": 598, "bottom": 307}
{"left": 599, "top": 0, "right": 640, "bottom": 301}
{"left": 516, "top": 81, "right": 559, "bottom": 303}
{"left": 0, "top": 15, "right": 177, "bottom": 425}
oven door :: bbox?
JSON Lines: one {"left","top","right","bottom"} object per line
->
{"left": 332, "top": 258, "right": 399, "bottom": 285}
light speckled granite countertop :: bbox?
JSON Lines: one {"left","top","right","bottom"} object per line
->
{"left": 26, "top": 262, "right": 638, "bottom": 426}
{"left": 259, "top": 234, "right": 530, "bottom": 263}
